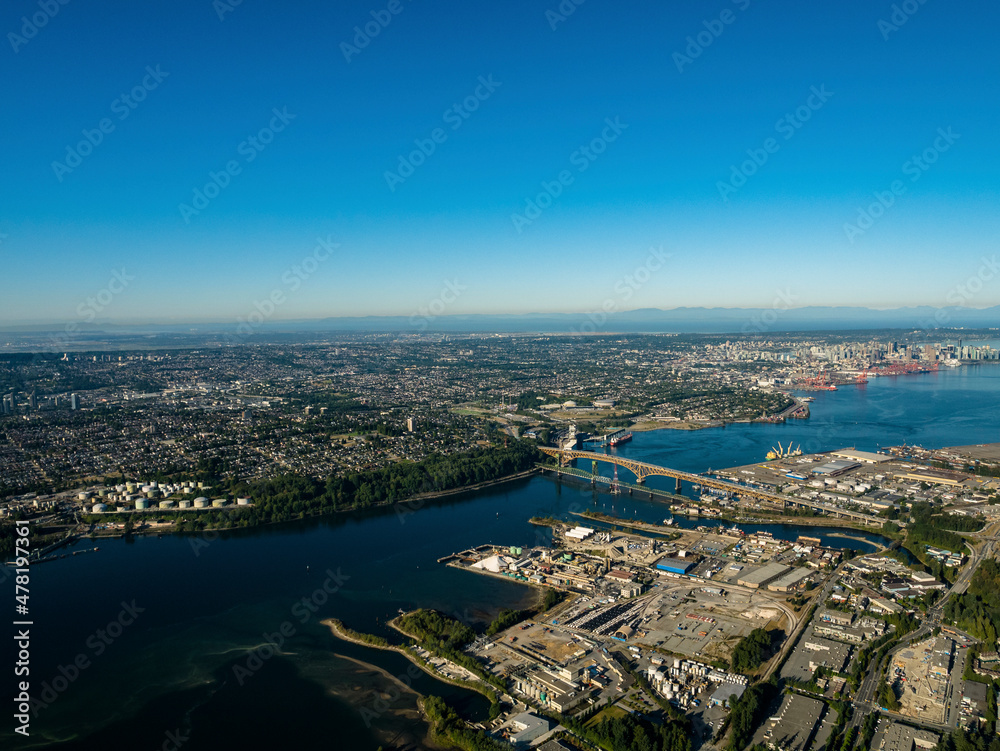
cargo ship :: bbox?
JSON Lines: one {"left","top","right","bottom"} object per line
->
{"left": 609, "top": 432, "right": 633, "bottom": 447}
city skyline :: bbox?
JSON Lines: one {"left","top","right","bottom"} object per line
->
{"left": 2, "top": 0, "right": 999, "bottom": 325}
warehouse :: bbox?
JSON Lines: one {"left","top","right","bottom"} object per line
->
{"left": 763, "top": 694, "right": 824, "bottom": 751}
{"left": 710, "top": 682, "right": 746, "bottom": 707}
{"left": 738, "top": 562, "right": 790, "bottom": 589}
{"left": 767, "top": 568, "right": 813, "bottom": 592}
{"left": 811, "top": 459, "right": 861, "bottom": 477}
{"left": 656, "top": 556, "right": 696, "bottom": 575}
{"left": 831, "top": 449, "right": 893, "bottom": 464}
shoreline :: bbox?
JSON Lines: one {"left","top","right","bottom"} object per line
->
{"left": 322, "top": 617, "right": 502, "bottom": 705}
{"left": 90, "top": 466, "right": 544, "bottom": 538}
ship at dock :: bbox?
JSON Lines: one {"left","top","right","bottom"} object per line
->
{"left": 609, "top": 432, "right": 632, "bottom": 447}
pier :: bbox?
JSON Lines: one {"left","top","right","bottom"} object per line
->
{"left": 582, "top": 428, "right": 628, "bottom": 447}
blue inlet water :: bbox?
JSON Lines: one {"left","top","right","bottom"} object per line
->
{"left": 4, "top": 363, "right": 998, "bottom": 750}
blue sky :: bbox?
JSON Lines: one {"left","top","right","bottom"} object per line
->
{"left": 1, "top": 0, "right": 998, "bottom": 324}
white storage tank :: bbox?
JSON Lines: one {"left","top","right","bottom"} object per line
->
{"left": 135, "top": 499, "right": 149, "bottom": 510}
{"left": 212, "top": 499, "right": 227, "bottom": 508}
{"left": 158, "top": 500, "right": 174, "bottom": 509}
{"left": 91, "top": 503, "right": 107, "bottom": 513}
{"left": 194, "top": 498, "right": 210, "bottom": 508}
{"left": 179, "top": 500, "right": 192, "bottom": 509}
{"left": 237, "top": 497, "right": 250, "bottom": 506}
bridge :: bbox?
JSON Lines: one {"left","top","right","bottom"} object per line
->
{"left": 538, "top": 447, "right": 882, "bottom": 526}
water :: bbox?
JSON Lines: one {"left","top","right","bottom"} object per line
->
{"left": 4, "top": 363, "right": 998, "bottom": 749}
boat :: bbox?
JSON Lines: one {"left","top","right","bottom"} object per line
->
{"left": 609, "top": 432, "right": 633, "bottom": 447}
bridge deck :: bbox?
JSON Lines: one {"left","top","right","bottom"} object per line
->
{"left": 539, "top": 448, "right": 879, "bottom": 525}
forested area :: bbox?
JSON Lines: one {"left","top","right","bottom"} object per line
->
{"left": 722, "top": 681, "right": 777, "bottom": 751}
{"left": 396, "top": 609, "right": 505, "bottom": 697}
{"left": 729, "top": 628, "right": 777, "bottom": 674}
{"left": 85, "top": 441, "right": 544, "bottom": 531}
{"left": 934, "top": 725, "right": 1000, "bottom": 751}
{"left": 423, "top": 696, "right": 511, "bottom": 751}
{"left": 945, "top": 558, "right": 1000, "bottom": 643}
{"left": 576, "top": 712, "right": 691, "bottom": 751}
{"left": 397, "top": 609, "right": 476, "bottom": 651}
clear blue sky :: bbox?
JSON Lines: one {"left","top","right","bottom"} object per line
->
{"left": 2, "top": 0, "right": 998, "bottom": 324}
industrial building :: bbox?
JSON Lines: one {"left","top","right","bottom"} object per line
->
{"left": 513, "top": 668, "right": 589, "bottom": 713}
{"left": 767, "top": 568, "right": 813, "bottom": 592}
{"left": 762, "top": 694, "right": 824, "bottom": 751}
{"left": 655, "top": 556, "right": 696, "bottom": 575}
{"left": 738, "top": 562, "right": 790, "bottom": 589}
{"left": 900, "top": 467, "right": 970, "bottom": 487}
{"left": 878, "top": 722, "right": 938, "bottom": 751}
{"left": 710, "top": 682, "right": 746, "bottom": 707}
{"left": 506, "top": 713, "right": 553, "bottom": 748}
{"left": 811, "top": 459, "right": 861, "bottom": 477}
{"left": 781, "top": 634, "right": 851, "bottom": 682}
{"left": 831, "top": 449, "right": 893, "bottom": 464}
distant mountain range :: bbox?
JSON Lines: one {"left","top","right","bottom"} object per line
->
{"left": 2, "top": 305, "right": 998, "bottom": 336}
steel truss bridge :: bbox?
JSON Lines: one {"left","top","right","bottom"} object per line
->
{"left": 538, "top": 447, "right": 881, "bottom": 525}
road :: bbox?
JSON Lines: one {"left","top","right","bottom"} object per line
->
{"left": 848, "top": 529, "right": 996, "bottom": 732}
